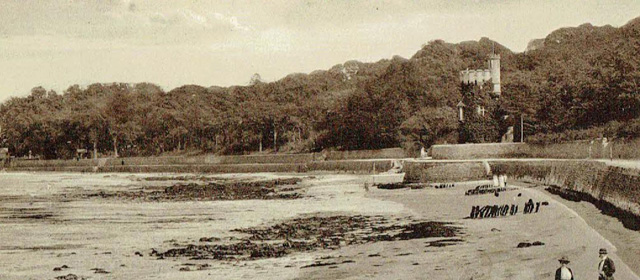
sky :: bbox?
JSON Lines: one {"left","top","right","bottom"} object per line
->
{"left": 0, "top": 0, "right": 639, "bottom": 100}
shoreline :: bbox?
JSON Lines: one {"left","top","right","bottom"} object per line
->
{"left": 299, "top": 179, "right": 640, "bottom": 279}
{"left": 1, "top": 172, "right": 639, "bottom": 279}
{"left": 528, "top": 183, "right": 640, "bottom": 277}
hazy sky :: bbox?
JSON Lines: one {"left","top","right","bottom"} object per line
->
{"left": 1, "top": 0, "right": 638, "bottom": 100}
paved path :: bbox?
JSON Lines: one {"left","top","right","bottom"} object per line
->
{"left": 404, "top": 157, "right": 640, "bottom": 170}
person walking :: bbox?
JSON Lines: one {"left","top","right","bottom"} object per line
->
{"left": 598, "top": 248, "right": 615, "bottom": 280}
{"left": 555, "top": 256, "right": 574, "bottom": 280}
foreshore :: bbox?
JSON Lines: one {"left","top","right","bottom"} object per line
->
{"left": 299, "top": 180, "right": 640, "bottom": 280}
{"left": 0, "top": 172, "right": 637, "bottom": 279}
{"left": 536, "top": 183, "right": 640, "bottom": 277}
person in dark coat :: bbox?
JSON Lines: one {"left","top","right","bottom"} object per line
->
{"left": 555, "top": 256, "right": 574, "bottom": 280}
{"left": 598, "top": 248, "right": 615, "bottom": 280}
{"left": 524, "top": 199, "right": 534, "bottom": 214}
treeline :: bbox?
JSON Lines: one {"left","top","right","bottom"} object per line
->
{"left": 1, "top": 17, "right": 640, "bottom": 159}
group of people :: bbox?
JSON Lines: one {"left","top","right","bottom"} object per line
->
{"left": 556, "top": 248, "right": 616, "bottom": 280}
{"left": 468, "top": 203, "right": 518, "bottom": 219}
{"left": 523, "top": 198, "right": 542, "bottom": 214}
{"left": 433, "top": 183, "right": 455, "bottom": 189}
{"left": 464, "top": 184, "right": 506, "bottom": 196}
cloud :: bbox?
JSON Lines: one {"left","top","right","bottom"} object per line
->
{"left": 212, "top": 12, "right": 252, "bottom": 31}
{"left": 146, "top": 10, "right": 252, "bottom": 31}
{"left": 181, "top": 10, "right": 208, "bottom": 26}
{"left": 0, "top": 1, "right": 255, "bottom": 48}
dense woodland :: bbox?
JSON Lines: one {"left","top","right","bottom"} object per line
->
{"left": 1, "top": 18, "right": 640, "bottom": 159}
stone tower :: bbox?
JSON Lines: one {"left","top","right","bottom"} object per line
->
{"left": 489, "top": 54, "right": 501, "bottom": 96}
{"left": 459, "top": 54, "right": 501, "bottom": 98}
{"left": 457, "top": 53, "right": 508, "bottom": 143}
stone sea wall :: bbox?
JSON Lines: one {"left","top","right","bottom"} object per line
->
{"left": 430, "top": 140, "right": 640, "bottom": 160}
{"left": 403, "top": 159, "right": 640, "bottom": 224}
{"left": 491, "top": 160, "right": 640, "bottom": 220}
{"left": 7, "top": 148, "right": 406, "bottom": 170}
{"left": 6, "top": 157, "right": 394, "bottom": 174}
{"left": 402, "top": 161, "right": 489, "bottom": 183}
{"left": 430, "top": 143, "right": 529, "bottom": 160}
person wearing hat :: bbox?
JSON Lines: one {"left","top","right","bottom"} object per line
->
{"left": 598, "top": 248, "right": 615, "bottom": 280}
{"left": 555, "top": 256, "right": 574, "bottom": 280}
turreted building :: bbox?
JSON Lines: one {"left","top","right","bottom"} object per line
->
{"left": 457, "top": 54, "right": 512, "bottom": 143}
{"left": 459, "top": 53, "right": 501, "bottom": 97}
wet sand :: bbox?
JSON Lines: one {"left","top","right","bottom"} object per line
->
{"left": 0, "top": 172, "right": 403, "bottom": 280}
{"left": 0, "top": 172, "right": 637, "bottom": 280}
{"left": 536, "top": 183, "right": 640, "bottom": 277}
{"left": 298, "top": 181, "right": 640, "bottom": 280}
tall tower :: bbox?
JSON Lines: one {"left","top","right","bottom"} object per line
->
{"left": 489, "top": 54, "right": 501, "bottom": 97}
{"left": 457, "top": 52, "right": 506, "bottom": 143}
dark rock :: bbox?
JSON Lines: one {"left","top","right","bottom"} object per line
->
{"left": 301, "top": 262, "right": 338, "bottom": 268}
{"left": 92, "top": 268, "right": 110, "bottom": 274}
{"left": 376, "top": 183, "right": 407, "bottom": 190}
{"left": 199, "top": 237, "right": 221, "bottom": 242}
{"left": 55, "top": 274, "right": 84, "bottom": 280}
{"left": 425, "top": 239, "right": 464, "bottom": 247}
{"left": 517, "top": 241, "right": 544, "bottom": 248}
{"left": 154, "top": 215, "right": 461, "bottom": 261}
{"left": 80, "top": 178, "right": 304, "bottom": 201}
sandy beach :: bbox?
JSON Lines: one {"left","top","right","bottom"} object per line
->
{"left": 0, "top": 172, "right": 638, "bottom": 280}
{"left": 298, "top": 179, "right": 640, "bottom": 280}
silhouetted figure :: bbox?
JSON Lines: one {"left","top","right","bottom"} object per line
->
{"left": 469, "top": 205, "right": 480, "bottom": 219}
{"left": 510, "top": 204, "right": 518, "bottom": 215}
{"left": 555, "top": 256, "right": 574, "bottom": 280}
{"left": 524, "top": 199, "right": 534, "bottom": 214}
{"left": 598, "top": 248, "right": 615, "bottom": 280}
{"left": 491, "top": 205, "right": 499, "bottom": 217}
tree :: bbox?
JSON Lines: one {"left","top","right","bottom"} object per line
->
{"left": 399, "top": 106, "right": 458, "bottom": 156}
{"left": 104, "top": 84, "right": 139, "bottom": 157}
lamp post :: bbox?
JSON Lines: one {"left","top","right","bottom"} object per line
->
{"left": 520, "top": 114, "right": 524, "bottom": 143}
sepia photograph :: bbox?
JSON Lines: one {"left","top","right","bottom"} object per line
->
{"left": 1, "top": 0, "right": 640, "bottom": 279}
